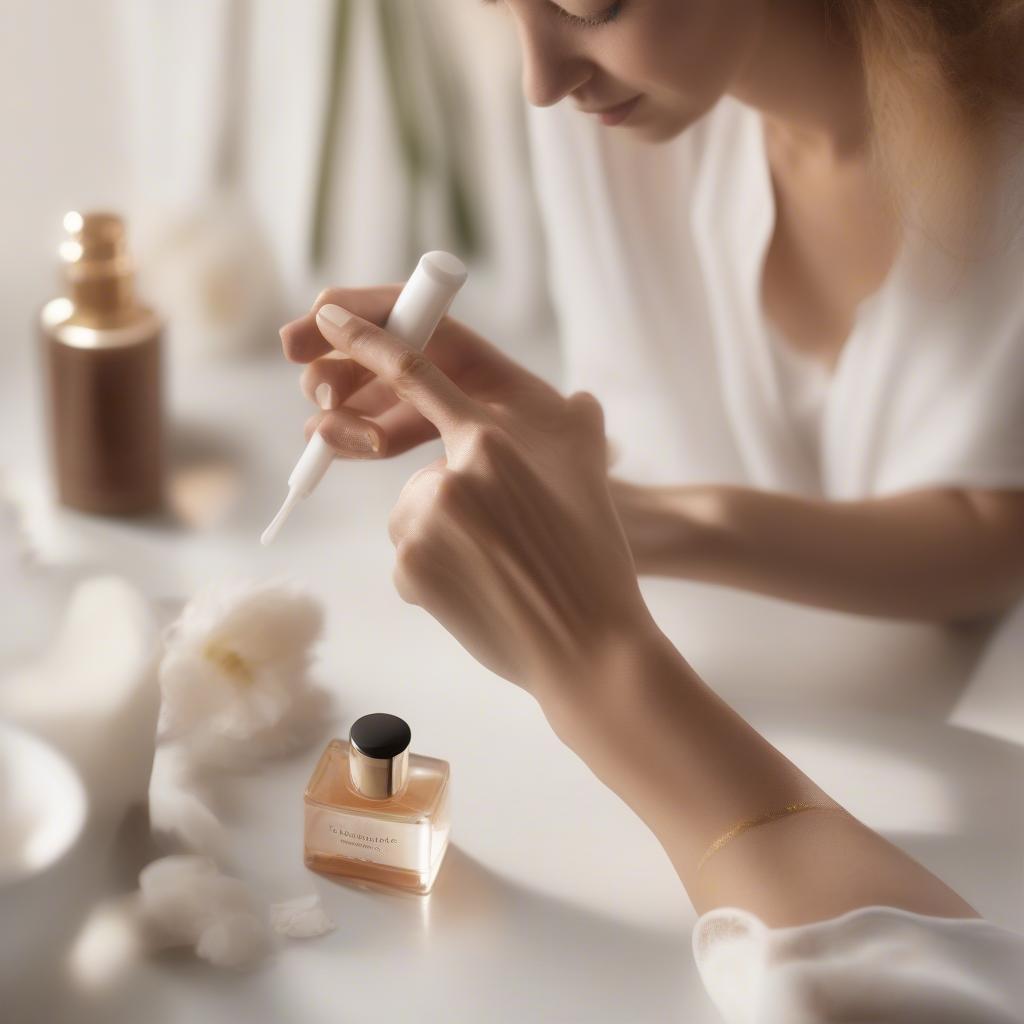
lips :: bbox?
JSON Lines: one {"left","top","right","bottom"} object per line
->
{"left": 581, "top": 95, "right": 642, "bottom": 127}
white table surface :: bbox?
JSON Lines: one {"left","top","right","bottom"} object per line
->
{"left": 2, "top": 341, "right": 1022, "bottom": 1024}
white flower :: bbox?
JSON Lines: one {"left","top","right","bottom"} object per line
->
{"left": 138, "top": 193, "right": 285, "bottom": 364}
{"left": 158, "top": 578, "right": 329, "bottom": 767}
{"left": 138, "top": 856, "right": 269, "bottom": 968}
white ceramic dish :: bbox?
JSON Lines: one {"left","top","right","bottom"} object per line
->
{"left": 0, "top": 720, "right": 87, "bottom": 885}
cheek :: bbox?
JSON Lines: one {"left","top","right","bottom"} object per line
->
{"left": 621, "top": 0, "right": 762, "bottom": 129}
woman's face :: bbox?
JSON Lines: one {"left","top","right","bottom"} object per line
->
{"left": 490, "top": 0, "right": 765, "bottom": 142}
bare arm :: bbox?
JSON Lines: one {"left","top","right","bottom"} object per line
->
{"left": 286, "top": 294, "right": 980, "bottom": 928}
{"left": 612, "top": 481, "right": 1024, "bottom": 621}
{"left": 543, "top": 622, "right": 977, "bottom": 927}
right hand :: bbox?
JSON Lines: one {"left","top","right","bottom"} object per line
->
{"left": 280, "top": 290, "right": 657, "bottom": 695}
{"left": 280, "top": 285, "right": 535, "bottom": 460}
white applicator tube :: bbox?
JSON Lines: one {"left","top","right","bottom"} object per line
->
{"left": 261, "top": 251, "right": 468, "bottom": 546}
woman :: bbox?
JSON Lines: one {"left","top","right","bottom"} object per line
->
{"left": 280, "top": 2, "right": 1024, "bottom": 1019}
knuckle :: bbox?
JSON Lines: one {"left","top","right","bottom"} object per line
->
{"left": 393, "top": 348, "right": 431, "bottom": 384}
{"left": 432, "top": 471, "right": 465, "bottom": 514}
{"left": 391, "top": 562, "right": 419, "bottom": 605}
{"left": 466, "top": 423, "right": 505, "bottom": 460}
{"left": 345, "top": 321, "right": 379, "bottom": 353}
{"left": 568, "top": 389, "right": 605, "bottom": 425}
{"left": 395, "top": 534, "right": 430, "bottom": 579}
{"left": 313, "top": 287, "right": 345, "bottom": 310}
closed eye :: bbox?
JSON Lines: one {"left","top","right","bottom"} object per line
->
{"left": 480, "top": 1, "right": 625, "bottom": 30}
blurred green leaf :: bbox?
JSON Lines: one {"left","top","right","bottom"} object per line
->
{"left": 311, "top": 0, "right": 352, "bottom": 269}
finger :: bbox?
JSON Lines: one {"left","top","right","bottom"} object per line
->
{"left": 370, "top": 401, "right": 441, "bottom": 456}
{"left": 300, "top": 356, "right": 374, "bottom": 410}
{"left": 301, "top": 356, "right": 406, "bottom": 418}
{"left": 305, "top": 400, "right": 439, "bottom": 459}
{"left": 311, "top": 284, "right": 403, "bottom": 319}
{"left": 309, "top": 404, "right": 441, "bottom": 459}
{"left": 304, "top": 410, "right": 384, "bottom": 459}
{"left": 281, "top": 285, "right": 403, "bottom": 364}
{"left": 281, "top": 313, "right": 330, "bottom": 363}
{"left": 315, "top": 304, "right": 478, "bottom": 438}
{"left": 343, "top": 376, "right": 403, "bottom": 417}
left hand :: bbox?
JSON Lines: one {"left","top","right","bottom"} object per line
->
{"left": 307, "top": 302, "right": 657, "bottom": 697}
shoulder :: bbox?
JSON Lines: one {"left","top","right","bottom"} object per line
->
{"left": 903, "top": 121, "right": 1024, "bottom": 314}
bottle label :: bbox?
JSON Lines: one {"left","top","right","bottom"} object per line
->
{"left": 306, "top": 805, "right": 425, "bottom": 872}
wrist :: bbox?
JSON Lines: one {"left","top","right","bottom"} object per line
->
{"left": 536, "top": 615, "right": 691, "bottom": 754}
{"left": 609, "top": 480, "right": 736, "bottom": 577}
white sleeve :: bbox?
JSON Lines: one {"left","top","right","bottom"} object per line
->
{"left": 693, "top": 906, "right": 1024, "bottom": 1024}
{"left": 868, "top": 275, "right": 1024, "bottom": 497}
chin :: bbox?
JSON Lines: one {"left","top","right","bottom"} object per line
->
{"left": 628, "top": 103, "right": 708, "bottom": 145}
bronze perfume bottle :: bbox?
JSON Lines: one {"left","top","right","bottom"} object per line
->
{"left": 304, "top": 714, "right": 451, "bottom": 894}
{"left": 39, "top": 211, "right": 164, "bottom": 515}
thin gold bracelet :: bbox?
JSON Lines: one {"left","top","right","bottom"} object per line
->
{"left": 697, "top": 803, "right": 845, "bottom": 872}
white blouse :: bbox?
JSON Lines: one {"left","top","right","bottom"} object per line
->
{"left": 525, "top": 96, "right": 1024, "bottom": 1022}
{"left": 765, "top": 325, "right": 831, "bottom": 472}
{"left": 526, "top": 96, "right": 1024, "bottom": 499}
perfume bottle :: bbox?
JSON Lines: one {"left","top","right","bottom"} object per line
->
{"left": 304, "top": 714, "right": 451, "bottom": 894}
{"left": 39, "top": 211, "right": 164, "bottom": 516}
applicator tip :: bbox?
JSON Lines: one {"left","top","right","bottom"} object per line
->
{"left": 261, "top": 489, "right": 300, "bottom": 546}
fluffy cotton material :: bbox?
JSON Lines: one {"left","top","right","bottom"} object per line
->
{"left": 138, "top": 579, "right": 338, "bottom": 968}
{"left": 138, "top": 855, "right": 269, "bottom": 969}
{"left": 147, "top": 741, "right": 229, "bottom": 860}
{"left": 157, "top": 578, "right": 329, "bottom": 767}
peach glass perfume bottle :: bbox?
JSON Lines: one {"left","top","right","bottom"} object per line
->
{"left": 304, "top": 714, "right": 451, "bottom": 894}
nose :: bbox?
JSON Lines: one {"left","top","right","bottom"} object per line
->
{"left": 517, "top": 20, "right": 592, "bottom": 107}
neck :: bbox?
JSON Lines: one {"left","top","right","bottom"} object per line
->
{"left": 730, "top": 0, "right": 869, "bottom": 157}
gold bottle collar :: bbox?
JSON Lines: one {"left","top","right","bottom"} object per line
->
{"left": 349, "top": 741, "right": 409, "bottom": 800}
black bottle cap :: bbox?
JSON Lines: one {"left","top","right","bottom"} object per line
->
{"left": 348, "top": 714, "right": 411, "bottom": 799}
{"left": 349, "top": 713, "right": 412, "bottom": 760}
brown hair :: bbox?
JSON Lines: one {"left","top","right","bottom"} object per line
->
{"left": 842, "top": 1, "right": 1024, "bottom": 242}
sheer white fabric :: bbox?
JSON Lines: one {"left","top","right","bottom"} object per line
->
{"left": 694, "top": 906, "right": 1024, "bottom": 1024}
{"left": 526, "top": 97, "right": 1024, "bottom": 499}
{"left": 764, "top": 325, "right": 830, "bottom": 474}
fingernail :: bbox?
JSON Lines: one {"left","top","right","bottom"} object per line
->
{"left": 317, "top": 304, "right": 351, "bottom": 330}
{"left": 343, "top": 429, "right": 381, "bottom": 454}
{"left": 314, "top": 382, "right": 336, "bottom": 410}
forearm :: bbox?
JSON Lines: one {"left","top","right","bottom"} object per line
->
{"left": 539, "top": 624, "right": 977, "bottom": 927}
{"left": 613, "top": 481, "right": 1024, "bottom": 621}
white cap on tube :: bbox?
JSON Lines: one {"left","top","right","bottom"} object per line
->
{"left": 261, "top": 251, "right": 468, "bottom": 546}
